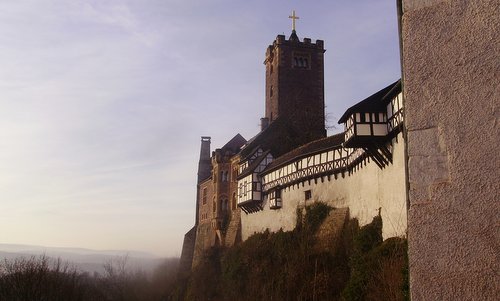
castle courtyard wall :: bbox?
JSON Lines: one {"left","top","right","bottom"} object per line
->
{"left": 401, "top": 0, "right": 499, "bottom": 299}
{"left": 241, "top": 133, "right": 407, "bottom": 241}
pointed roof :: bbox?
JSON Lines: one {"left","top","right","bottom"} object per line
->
{"left": 237, "top": 150, "right": 271, "bottom": 179}
{"left": 239, "top": 116, "right": 304, "bottom": 161}
{"left": 338, "top": 80, "right": 401, "bottom": 123}
{"left": 220, "top": 133, "right": 247, "bottom": 154}
{"left": 289, "top": 30, "right": 299, "bottom": 42}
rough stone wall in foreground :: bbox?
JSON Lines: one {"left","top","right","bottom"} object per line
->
{"left": 401, "top": 0, "right": 500, "bottom": 299}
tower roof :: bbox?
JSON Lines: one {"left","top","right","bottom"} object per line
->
{"left": 239, "top": 116, "right": 310, "bottom": 161}
{"left": 338, "top": 80, "right": 401, "bottom": 123}
{"left": 220, "top": 133, "right": 247, "bottom": 154}
{"left": 289, "top": 30, "right": 299, "bottom": 41}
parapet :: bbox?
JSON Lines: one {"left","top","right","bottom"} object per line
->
{"left": 265, "top": 34, "right": 325, "bottom": 64}
{"left": 272, "top": 33, "right": 324, "bottom": 50}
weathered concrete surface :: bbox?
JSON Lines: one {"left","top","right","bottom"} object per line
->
{"left": 401, "top": 0, "right": 500, "bottom": 299}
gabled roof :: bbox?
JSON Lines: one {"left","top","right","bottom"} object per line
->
{"left": 237, "top": 150, "right": 271, "bottom": 179}
{"left": 221, "top": 133, "right": 247, "bottom": 154}
{"left": 338, "top": 80, "right": 401, "bottom": 123}
{"left": 263, "top": 133, "right": 344, "bottom": 173}
{"left": 239, "top": 116, "right": 304, "bottom": 161}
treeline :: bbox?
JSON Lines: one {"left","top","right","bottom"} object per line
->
{"left": 0, "top": 254, "right": 179, "bottom": 301}
{"left": 174, "top": 203, "right": 408, "bottom": 301}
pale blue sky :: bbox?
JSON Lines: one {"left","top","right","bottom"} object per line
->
{"left": 0, "top": 0, "right": 400, "bottom": 256}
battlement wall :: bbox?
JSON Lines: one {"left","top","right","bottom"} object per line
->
{"left": 274, "top": 35, "right": 324, "bottom": 48}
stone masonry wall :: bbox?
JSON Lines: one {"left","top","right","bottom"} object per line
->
{"left": 401, "top": 0, "right": 499, "bottom": 299}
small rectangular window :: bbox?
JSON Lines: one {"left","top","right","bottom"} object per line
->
{"left": 304, "top": 190, "right": 312, "bottom": 200}
{"left": 252, "top": 182, "right": 258, "bottom": 191}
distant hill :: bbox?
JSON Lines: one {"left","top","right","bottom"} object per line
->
{"left": 0, "top": 243, "right": 164, "bottom": 275}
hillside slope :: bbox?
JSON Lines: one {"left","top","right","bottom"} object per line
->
{"left": 172, "top": 203, "right": 408, "bottom": 301}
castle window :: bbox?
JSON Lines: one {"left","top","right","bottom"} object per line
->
{"left": 232, "top": 193, "right": 237, "bottom": 210}
{"left": 252, "top": 182, "right": 259, "bottom": 191}
{"left": 293, "top": 53, "right": 311, "bottom": 69}
{"left": 304, "top": 190, "right": 312, "bottom": 200}
{"left": 360, "top": 113, "right": 366, "bottom": 123}
{"left": 213, "top": 198, "right": 216, "bottom": 213}
{"left": 202, "top": 188, "right": 207, "bottom": 205}
{"left": 270, "top": 86, "right": 273, "bottom": 97}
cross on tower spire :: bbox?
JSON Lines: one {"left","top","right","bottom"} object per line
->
{"left": 288, "top": 10, "right": 299, "bottom": 31}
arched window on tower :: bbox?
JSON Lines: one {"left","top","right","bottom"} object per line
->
{"left": 232, "top": 193, "right": 237, "bottom": 210}
{"left": 293, "top": 54, "right": 311, "bottom": 69}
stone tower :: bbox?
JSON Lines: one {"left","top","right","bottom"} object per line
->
{"left": 263, "top": 30, "right": 326, "bottom": 140}
{"left": 195, "top": 136, "right": 211, "bottom": 225}
{"left": 197, "top": 137, "right": 212, "bottom": 183}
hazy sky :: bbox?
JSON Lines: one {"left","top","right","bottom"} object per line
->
{"left": 0, "top": 0, "right": 401, "bottom": 257}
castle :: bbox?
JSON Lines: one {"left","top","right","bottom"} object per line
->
{"left": 180, "top": 25, "right": 407, "bottom": 270}
{"left": 181, "top": 2, "right": 499, "bottom": 299}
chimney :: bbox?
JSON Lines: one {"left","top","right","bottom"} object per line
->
{"left": 197, "top": 136, "right": 211, "bottom": 183}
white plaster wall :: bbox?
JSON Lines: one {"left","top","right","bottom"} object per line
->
{"left": 241, "top": 132, "right": 407, "bottom": 240}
